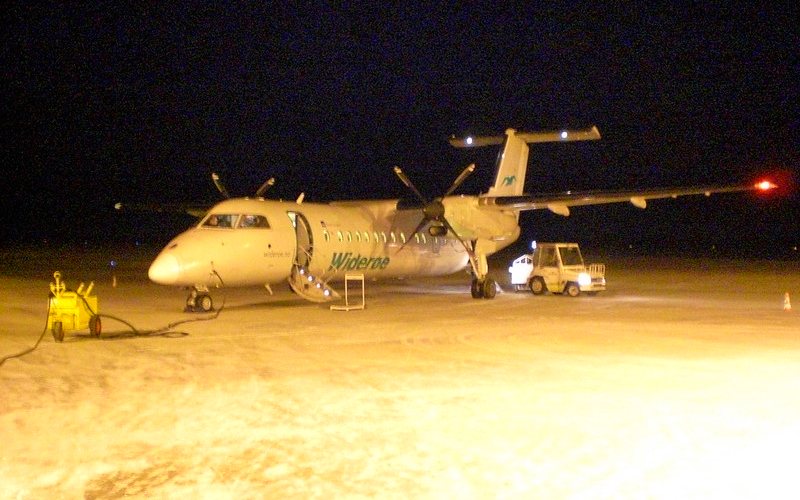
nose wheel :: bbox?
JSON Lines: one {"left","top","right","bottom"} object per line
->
{"left": 185, "top": 288, "right": 214, "bottom": 312}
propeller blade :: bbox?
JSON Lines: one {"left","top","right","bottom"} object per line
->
{"left": 393, "top": 166, "right": 427, "bottom": 204}
{"left": 212, "top": 172, "right": 231, "bottom": 199}
{"left": 440, "top": 217, "right": 479, "bottom": 272}
{"left": 396, "top": 217, "right": 429, "bottom": 254}
{"left": 256, "top": 177, "right": 276, "bottom": 197}
{"left": 443, "top": 163, "right": 476, "bottom": 198}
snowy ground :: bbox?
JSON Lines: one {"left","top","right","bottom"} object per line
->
{"left": 1, "top": 247, "right": 799, "bottom": 499}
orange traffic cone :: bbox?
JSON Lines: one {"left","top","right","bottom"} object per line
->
{"left": 784, "top": 292, "right": 791, "bottom": 312}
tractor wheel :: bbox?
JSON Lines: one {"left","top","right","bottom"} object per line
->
{"left": 565, "top": 282, "right": 581, "bottom": 297}
{"left": 530, "top": 277, "right": 546, "bottom": 295}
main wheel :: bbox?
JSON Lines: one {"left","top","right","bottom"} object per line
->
{"left": 530, "top": 277, "right": 546, "bottom": 295}
{"left": 471, "top": 279, "right": 483, "bottom": 299}
{"left": 89, "top": 315, "right": 102, "bottom": 337}
{"left": 564, "top": 282, "right": 580, "bottom": 297}
{"left": 52, "top": 321, "right": 64, "bottom": 343}
{"left": 482, "top": 278, "right": 497, "bottom": 299}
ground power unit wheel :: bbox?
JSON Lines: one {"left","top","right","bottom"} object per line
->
{"left": 52, "top": 321, "right": 64, "bottom": 342}
{"left": 90, "top": 315, "right": 102, "bottom": 337}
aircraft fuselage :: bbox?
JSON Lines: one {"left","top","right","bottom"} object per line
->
{"left": 147, "top": 197, "right": 496, "bottom": 289}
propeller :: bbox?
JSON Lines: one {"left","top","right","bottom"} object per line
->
{"left": 212, "top": 172, "right": 231, "bottom": 199}
{"left": 211, "top": 172, "right": 276, "bottom": 199}
{"left": 392, "top": 163, "right": 478, "bottom": 265}
{"left": 256, "top": 177, "right": 276, "bottom": 198}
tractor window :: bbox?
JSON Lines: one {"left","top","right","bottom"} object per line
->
{"left": 540, "top": 247, "right": 558, "bottom": 267}
{"left": 559, "top": 247, "right": 583, "bottom": 266}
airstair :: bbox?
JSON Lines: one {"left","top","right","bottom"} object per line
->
{"left": 288, "top": 264, "right": 340, "bottom": 302}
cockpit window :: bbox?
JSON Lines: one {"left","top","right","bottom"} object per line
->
{"left": 238, "top": 214, "right": 270, "bottom": 228}
{"left": 202, "top": 214, "right": 237, "bottom": 228}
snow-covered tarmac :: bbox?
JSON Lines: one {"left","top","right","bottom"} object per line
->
{"left": 1, "top": 247, "right": 799, "bottom": 499}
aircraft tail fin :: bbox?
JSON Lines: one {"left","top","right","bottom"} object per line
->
{"left": 449, "top": 126, "right": 601, "bottom": 197}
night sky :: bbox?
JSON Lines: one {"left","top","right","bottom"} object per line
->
{"left": 3, "top": 4, "right": 798, "bottom": 258}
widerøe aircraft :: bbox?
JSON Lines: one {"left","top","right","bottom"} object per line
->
{"left": 140, "top": 126, "right": 775, "bottom": 311}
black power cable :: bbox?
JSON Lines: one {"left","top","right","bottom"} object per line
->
{"left": 0, "top": 300, "right": 53, "bottom": 367}
{"left": 0, "top": 271, "right": 227, "bottom": 367}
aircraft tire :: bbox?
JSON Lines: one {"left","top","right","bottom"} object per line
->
{"left": 482, "top": 278, "right": 496, "bottom": 299}
{"left": 471, "top": 279, "right": 483, "bottom": 299}
{"left": 198, "top": 294, "right": 214, "bottom": 312}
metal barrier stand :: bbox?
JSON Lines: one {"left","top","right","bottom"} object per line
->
{"left": 330, "top": 273, "right": 365, "bottom": 311}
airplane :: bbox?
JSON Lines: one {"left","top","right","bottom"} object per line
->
{"left": 137, "top": 126, "right": 776, "bottom": 311}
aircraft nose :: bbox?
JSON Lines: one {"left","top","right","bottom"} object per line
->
{"left": 148, "top": 253, "right": 181, "bottom": 285}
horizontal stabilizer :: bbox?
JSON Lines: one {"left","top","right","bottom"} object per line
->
{"left": 449, "top": 126, "right": 600, "bottom": 148}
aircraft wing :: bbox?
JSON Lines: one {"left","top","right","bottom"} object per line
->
{"left": 478, "top": 181, "right": 775, "bottom": 216}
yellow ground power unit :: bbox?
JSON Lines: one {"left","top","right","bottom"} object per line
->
{"left": 47, "top": 271, "right": 101, "bottom": 342}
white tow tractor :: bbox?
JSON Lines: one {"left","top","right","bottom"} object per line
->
{"left": 509, "top": 242, "right": 606, "bottom": 297}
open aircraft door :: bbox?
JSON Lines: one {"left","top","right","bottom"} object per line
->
{"left": 287, "top": 211, "right": 338, "bottom": 302}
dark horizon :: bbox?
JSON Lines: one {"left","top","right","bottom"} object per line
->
{"left": 3, "top": 4, "right": 798, "bottom": 258}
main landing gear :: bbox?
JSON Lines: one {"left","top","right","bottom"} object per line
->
{"left": 185, "top": 286, "right": 213, "bottom": 312}
{"left": 471, "top": 277, "right": 497, "bottom": 299}
{"left": 465, "top": 241, "right": 498, "bottom": 300}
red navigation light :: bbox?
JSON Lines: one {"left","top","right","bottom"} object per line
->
{"left": 755, "top": 180, "right": 777, "bottom": 191}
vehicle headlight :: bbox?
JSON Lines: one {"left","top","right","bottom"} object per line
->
{"left": 578, "top": 272, "right": 591, "bottom": 287}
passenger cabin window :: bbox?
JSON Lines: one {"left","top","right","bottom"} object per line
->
{"left": 202, "top": 214, "right": 236, "bottom": 228}
{"left": 238, "top": 214, "right": 270, "bottom": 228}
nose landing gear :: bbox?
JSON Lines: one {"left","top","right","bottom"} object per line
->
{"left": 185, "top": 287, "right": 213, "bottom": 312}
